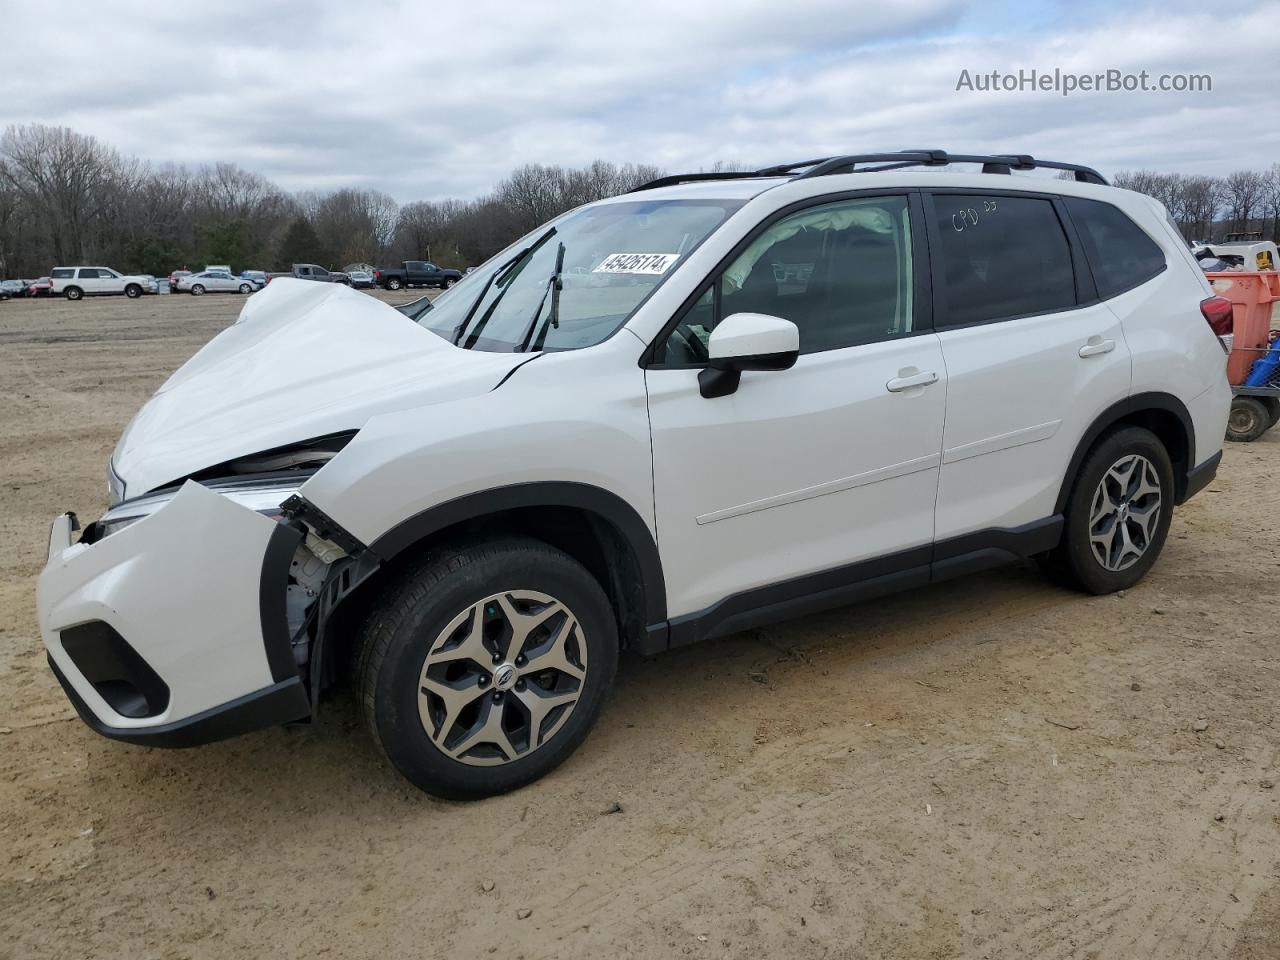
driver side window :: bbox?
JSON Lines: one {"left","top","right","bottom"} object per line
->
{"left": 659, "top": 195, "right": 915, "bottom": 365}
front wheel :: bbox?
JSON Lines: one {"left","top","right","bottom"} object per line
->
{"left": 1039, "top": 425, "right": 1174, "bottom": 594}
{"left": 190, "top": 284, "right": 205, "bottom": 296}
{"left": 124, "top": 284, "right": 142, "bottom": 298}
{"left": 357, "top": 538, "right": 618, "bottom": 800}
{"left": 442, "top": 277, "right": 455, "bottom": 289}
{"left": 238, "top": 283, "right": 252, "bottom": 294}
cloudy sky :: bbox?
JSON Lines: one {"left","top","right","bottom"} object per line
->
{"left": 2, "top": 0, "right": 1277, "bottom": 201}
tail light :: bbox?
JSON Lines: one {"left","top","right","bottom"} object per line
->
{"left": 1200, "top": 296, "right": 1233, "bottom": 335}
{"left": 1200, "top": 295, "right": 1234, "bottom": 354}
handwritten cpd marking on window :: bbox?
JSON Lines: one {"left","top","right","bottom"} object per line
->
{"left": 951, "top": 199, "right": 999, "bottom": 232}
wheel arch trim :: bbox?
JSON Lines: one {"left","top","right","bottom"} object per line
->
{"left": 1054, "top": 391, "right": 1196, "bottom": 513}
{"left": 368, "top": 481, "right": 667, "bottom": 625}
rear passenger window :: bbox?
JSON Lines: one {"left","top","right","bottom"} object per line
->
{"left": 931, "top": 194, "right": 1076, "bottom": 327}
{"left": 1064, "top": 197, "right": 1165, "bottom": 298}
{"left": 77, "top": 268, "right": 100, "bottom": 279}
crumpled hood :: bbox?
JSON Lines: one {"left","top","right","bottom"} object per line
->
{"left": 113, "top": 278, "right": 529, "bottom": 496}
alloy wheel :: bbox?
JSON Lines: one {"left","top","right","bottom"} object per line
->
{"left": 1088, "top": 454, "right": 1162, "bottom": 572}
{"left": 418, "top": 590, "right": 587, "bottom": 767}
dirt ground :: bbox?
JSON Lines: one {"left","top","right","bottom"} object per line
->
{"left": 2, "top": 289, "right": 1278, "bottom": 960}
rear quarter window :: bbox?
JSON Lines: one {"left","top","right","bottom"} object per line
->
{"left": 1063, "top": 197, "right": 1166, "bottom": 298}
{"left": 50, "top": 268, "right": 73, "bottom": 279}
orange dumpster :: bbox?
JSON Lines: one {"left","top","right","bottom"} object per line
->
{"left": 1204, "top": 271, "right": 1280, "bottom": 384}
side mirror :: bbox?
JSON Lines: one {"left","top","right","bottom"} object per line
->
{"left": 699, "top": 312, "right": 799, "bottom": 398}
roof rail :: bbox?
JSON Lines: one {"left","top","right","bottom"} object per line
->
{"left": 630, "top": 150, "right": 1108, "bottom": 192}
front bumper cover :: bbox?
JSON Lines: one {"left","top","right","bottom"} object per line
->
{"left": 38, "top": 481, "right": 310, "bottom": 746}
{"left": 49, "top": 656, "right": 309, "bottom": 748}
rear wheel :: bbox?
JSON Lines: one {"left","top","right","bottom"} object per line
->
{"left": 65, "top": 286, "right": 83, "bottom": 301}
{"left": 1258, "top": 397, "right": 1280, "bottom": 431}
{"left": 385, "top": 277, "right": 402, "bottom": 291}
{"left": 1226, "top": 397, "right": 1269, "bottom": 443}
{"left": 1039, "top": 425, "right": 1174, "bottom": 594}
{"left": 190, "top": 284, "right": 205, "bottom": 296}
{"left": 357, "top": 538, "right": 618, "bottom": 800}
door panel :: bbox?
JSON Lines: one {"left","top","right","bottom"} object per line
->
{"left": 925, "top": 190, "right": 1133, "bottom": 540}
{"left": 647, "top": 335, "right": 946, "bottom": 618}
{"left": 935, "top": 303, "right": 1131, "bottom": 539}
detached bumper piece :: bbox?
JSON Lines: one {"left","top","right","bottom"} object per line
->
{"left": 39, "top": 481, "right": 311, "bottom": 747}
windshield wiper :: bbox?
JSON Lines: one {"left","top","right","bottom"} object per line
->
{"left": 518, "top": 241, "right": 565, "bottom": 353}
{"left": 452, "top": 227, "right": 557, "bottom": 348}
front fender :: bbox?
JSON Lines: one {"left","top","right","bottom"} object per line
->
{"left": 298, "top": 338, "right": 655, "bottom": 555}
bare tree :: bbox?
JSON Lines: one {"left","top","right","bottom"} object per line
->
{"left": 1219, "top": 169, "right": 1266, "bottom": 235}
{"left": 0, "top": 124, "right": 124, "bottom": 264}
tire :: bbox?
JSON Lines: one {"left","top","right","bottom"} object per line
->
{"left": 65, "top": 286, "right": 83, "bottom": 301}
{"left": 1039, "top": 425, "right": 1174, "bottom": 595}
{"left": 357, "top": 537, "right": 618, "bottom": 800}
{"left": 442, "top": 277, "right": 455, "bottom": 289}
{"left": 1226, "top": 397, "right": 1268, "bottom": 443}
{"left": 385, "top": 277, "right": 402, "bottom": 291}
{"left": 124, "top": 284, "right": 142, "bottom": 298}
{"left": 190, "top": 284, "right": 205, "bottom": 296}
{"left": 1258, "top": 397, "right": 1280, "bottom": 431}
{"left": 238, "top": 283, "right": 252, "bottom": 294}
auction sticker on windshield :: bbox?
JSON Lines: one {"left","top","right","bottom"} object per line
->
{"left": 593, "top": 253, "right": 680, "bottom": 275}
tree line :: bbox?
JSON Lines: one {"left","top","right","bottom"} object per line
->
{"left": 0, "top": 124, "right": 662, "bottom": 279}
{"left": 4, "top": 122, "right": 1279, "bottom": 280}
{"left": 1108, "top": 167, "right": 1280, "bottom": 243}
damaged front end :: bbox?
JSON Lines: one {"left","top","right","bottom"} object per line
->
{"left": 39, "top": 439, "right": 379, "bottom": 748}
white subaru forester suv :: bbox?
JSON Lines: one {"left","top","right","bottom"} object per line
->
{"left": 38, "top": 151, "right": 1231, "bottom": 799}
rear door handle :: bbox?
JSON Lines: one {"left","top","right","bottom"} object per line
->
{"left": 886, "top": 370, "right": 939, "bottom": 392}
{"left": 1079, "top": 337, "right": 1116, "bottom": 358}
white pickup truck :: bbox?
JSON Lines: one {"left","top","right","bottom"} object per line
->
{"left": 49, "top": 266, "right": 159, "bottom": 300}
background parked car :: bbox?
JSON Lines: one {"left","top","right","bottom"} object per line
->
{"left": 176, "top": 270, "right": 257, "bottom": 295}
{"left": 240, "top": 270, "right": 267, "bottom": 289}
{"left": 50, "top": 266, "right": 159, "bottom": 300}
{"left": 25, "top": 277, "right": 52, "bottom": 297}
{"left": 374, "top": 260, "right": 462, "bottom": 290}
{"left": 168, "top": 270, "right": 192, "bottom": 292}
{"left": 1, "top": 279, "right": 27, "bottom": 298}
{"left": 265, "top": 263, "right": 350, "bottom": 284}
{"left": 346, "top": 270, "right": 375, "bottom": 289}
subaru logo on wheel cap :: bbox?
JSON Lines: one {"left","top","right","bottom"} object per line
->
{"left": 493, "top": 663, "right": 518, "bottom": 690}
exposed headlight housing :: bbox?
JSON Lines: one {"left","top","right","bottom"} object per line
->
{"left": 83, "top": 476, "right": 303, "bottom": 544}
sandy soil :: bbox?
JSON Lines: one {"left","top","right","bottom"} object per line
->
{"left": 1, "top": 289, "right": 1278, "bottom": 960}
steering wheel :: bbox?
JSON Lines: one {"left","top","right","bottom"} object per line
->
{"left": 668, "top": 325, "right": 710, "bottom": 364}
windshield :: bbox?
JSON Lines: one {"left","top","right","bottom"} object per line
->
{"left": 419, "top": 198, "right": 742, "bottom": 352}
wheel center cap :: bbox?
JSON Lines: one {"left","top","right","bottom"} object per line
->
{"left": 493, "top": 663, "right": 518, "bottom": 691}
{"left": 1118, "top": 502, "right": 1130, "bottom": 521}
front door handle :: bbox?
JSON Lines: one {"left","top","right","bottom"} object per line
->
{"left": 886, "top": 370, "right": 939, "bottom": 393}
{"left": 1079, "top": 336, "right": 1116, "bottom": 358}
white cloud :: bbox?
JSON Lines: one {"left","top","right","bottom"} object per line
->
{"left": 1, "top": 0, "right": 1274, "bottom": 200}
